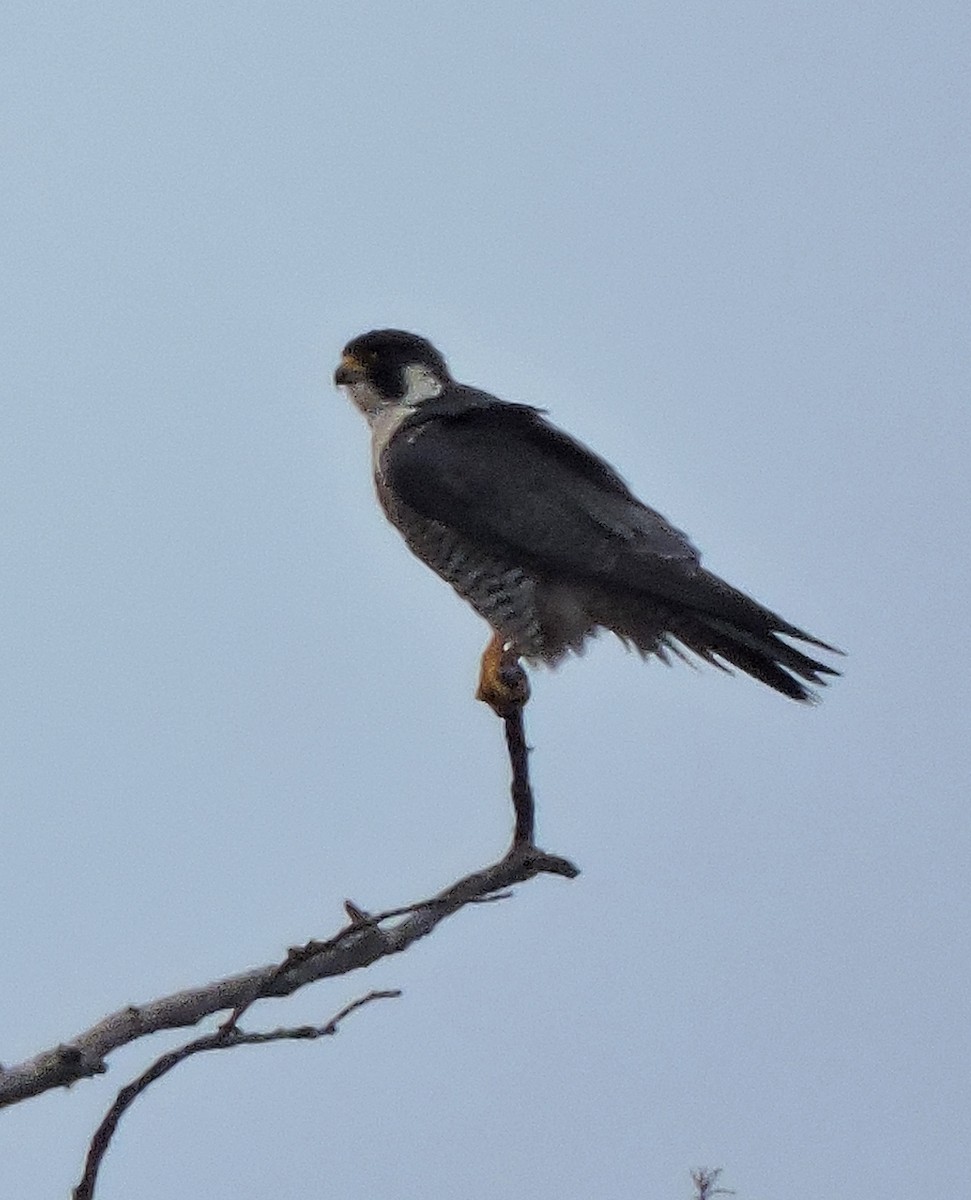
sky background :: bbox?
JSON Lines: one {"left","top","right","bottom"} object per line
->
{"left": 2, "top": 2, "right": 969, "bottom": 1197}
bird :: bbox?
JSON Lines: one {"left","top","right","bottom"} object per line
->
{"left": 335, "top": 329, "right": 840, "bottom": 717}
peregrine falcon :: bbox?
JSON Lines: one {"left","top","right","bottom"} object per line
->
{"left": 335, "top": 329, "right": 839, "bottom": 715}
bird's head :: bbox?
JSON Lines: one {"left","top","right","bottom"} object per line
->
{"left": 335, "top": 330, "right": 452, "bottom": 417}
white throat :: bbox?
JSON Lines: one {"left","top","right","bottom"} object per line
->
{"left": 359, "top": 363, "right": 444, "bottom": 476}
{"left": 368, "top": 404, "right": 413, "bottom": 475}
{"left": 341, "top": 362, "right": 445, "bottom": 423}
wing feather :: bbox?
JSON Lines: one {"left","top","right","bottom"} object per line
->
{"left": 382, "top": 405, "right": 699, "bottom": 580}
{"left": 382, "top": 400, "right": 841, "bottom": 693}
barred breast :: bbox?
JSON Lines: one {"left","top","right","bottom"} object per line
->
{"left": 376, "top": 479, "right": 547, "bottom": 659}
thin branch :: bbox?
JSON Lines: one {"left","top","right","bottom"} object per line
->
{"left": 1, "top": 843, "right": 577, "bottom": 1109}
{"left": 691, "top": 1167, "right": 734, "bottom": 1199}
{"left": 5, "top": 666, "right": 576, "bottom": 1112}
{"left": 73, "top": 990, "right": 400, "bottom": 1200}
{"left": 504, "top": 705, "right": 535, "bottom": 844}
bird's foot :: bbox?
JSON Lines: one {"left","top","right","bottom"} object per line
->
{"left": 476, "top": 634, "right": 530, "bottom": 717}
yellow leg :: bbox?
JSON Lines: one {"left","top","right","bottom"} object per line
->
{"left": 475, "top": 633, "right": 530, "bottom": 718}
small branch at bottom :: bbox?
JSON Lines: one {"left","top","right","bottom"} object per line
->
{"left": 73, "top": 989, "right": 401, "bottom": 1200}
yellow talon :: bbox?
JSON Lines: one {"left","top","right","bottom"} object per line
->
{"left": 476, "top": 633, "right": 531, "bottom": 717}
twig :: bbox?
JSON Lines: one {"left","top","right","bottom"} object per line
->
{"left": 73, "top": 990, "right": 400, "bottom": 1200}
{"left": 691, "top": 1167, "right": 734, "bottom": 1199}
{"left": 504, "top": 705, "right": 535, "bottom": 844}
{"left": 1, "top": 843, "right": 577, "bottom": 1109}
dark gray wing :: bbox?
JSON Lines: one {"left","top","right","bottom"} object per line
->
{"left": 384, "top": 399, "right": 841, "bottom": 698}
{"left": 382, "top": 403, "right": 700, "bottom": 585}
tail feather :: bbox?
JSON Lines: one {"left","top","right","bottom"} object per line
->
{"left": 667, "top": 612, "right": 837, "bottom": 702}
{"left": 599, "top": 567, "right": 842, "bottom": 702}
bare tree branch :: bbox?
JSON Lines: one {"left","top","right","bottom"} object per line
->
{"left": 72, "top": 989, "right": 401, "bottom": 1200}
{"left": 505, "top": 700, "right": 537, "bottom": 844}
{"left": 0, "top": 840, "right": 577, "bottom": 1109}
{"left": 691, "top": 1167, "right": 734, "bottom": 1199}
{"left": 3, "top": 680, "right": 576, "bottom": 1109}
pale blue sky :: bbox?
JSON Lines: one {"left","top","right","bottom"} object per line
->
{"left": 2, "top": 3, "right": 969, "bottom": 1197}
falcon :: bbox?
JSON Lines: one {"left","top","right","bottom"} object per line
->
{"left": 335, "top": 329, "right": 839, "bottom": 716}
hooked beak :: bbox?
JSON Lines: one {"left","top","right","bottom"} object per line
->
{"left": 334, "top": 353, "right": 365, "bottom": 386}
